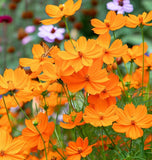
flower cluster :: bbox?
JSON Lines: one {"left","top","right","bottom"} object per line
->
{"left": 1, "top": 0, "right": 152, "bottom": 160}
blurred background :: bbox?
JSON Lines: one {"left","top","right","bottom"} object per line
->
{"left": 0, "top": 0, "right": 152, "bottom": 74}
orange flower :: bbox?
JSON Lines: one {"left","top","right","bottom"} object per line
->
{"left": 34, "top": 92, "right": 67, "bottom": 116}
{"left": 58, "top": 37, "right": 102, "bottom": 72}
{"left": 61, "top": 59, "right": 109, "bottom": 95}
{"left": 41, "top": 149, "right": 64, "bottom": 160}
{"left": 0, "top": 115, "right": 12, "bottom": 133}
{"left": 134, "top": 53, "right": 152, "bottom": 69}
{"left": 122, "top": 42, "right": 148, "bottom": 64}
{"left": 97, "top": 32, "right": 128, "bottom": 64}
{"left": 91, "top": 11, "right": 126, "bottom": 35}
{"left": 0, "top": 130, "right": 26, "bottom": 160}
{"left": 0, "top": 68, "right": 30, "bottom": 95}
{"left": 27, "top": 155, "right": 39, "bottom": 160}
{"left": 60, "top": 111, "right": 85, "bottom": 129}
{"left": 99, "top": 73, "right": 122, "bottom": 99}
{"left": 22, "top": 112, "right": 55, "bottom": 150}
{"left": 0, "top": 95, "right": 23, "bottom": 114}
{"left": 113, "top": 103, "right": 152, "bottom": 139}
{"left": 19, "top": 44, "right": 58, "bottom": 78}
{"left": 144, "top": 134, "right": 152, "bottom": 150}
{"left": 38, "top": 63, "right": 59, "bottom": 82}
{"left": 126, "top": 11, "right": 152, "bottom": 28}
{"left": 88, "top": 94, "right": 117, "bottom": 106}
{"left": 83, "top": 99, "right": 118, "bottom": 127}
{"left": 66, "top": 137, "right": 92, "bottom": 160}
{"left": 41, "top": 0, "right": 82, "bottom": 25}
{"left": 122, "top": 68, "right": 149, "bottom": 89}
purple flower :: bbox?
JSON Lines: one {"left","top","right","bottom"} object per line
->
{"left": 107, "top": 0, "right": 133, "bottom": 14}
{"left": 0, "top": 15, "right": 13, "bottom": 23}
{"left": 22, "top": 36, "right": 33, "bottom": 45}
{"left": 38, "top": 25, "right": 65, "bottom": 43}
{"left": 25, "top": 25, "right": 36, "bottom": 34}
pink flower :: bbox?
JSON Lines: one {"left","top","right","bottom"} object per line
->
{"left": 107, "top": 0, "right": 133, "bottom": 14}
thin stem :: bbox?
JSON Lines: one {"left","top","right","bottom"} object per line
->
{"left": 12, "top": 92, "right": 29, "bottom": 120}
{"left": 61, "top": 83, "right": 75, "bottom": 112}
{"left": 113, "top": 31, "right": 116, "bottom": 40}
{"left": 12, "top": 92, "right": 48, "bottom": 159}
{"left": 124, "top": 62, "right": 129, "bottom": 74}
{"left": 12, "top": 93, "right": 48, "bottom": 159}
{"left": 129, "top": 139, "right": 132, "bottom": 153}
{"left": 146, "top": 69, "right": 150, "bottom": 105}
{"left": 103, "top": 127, "right": 126, "bottom": 158}
{"left": 63, "top": 17, "right": 75, "bottom": 48}
{"left": 2, "top": 23, "right": 7, "bottom": 71}
{"left": 35, "top": 125, "right": 48, "bottom": 160}
{"left": 141, "top": 25, "right": 145, "bottom": 95}
{"left": 101, "top": 127, "right": 106, "bottom": 160}
{"left": 102, "top": 127, "right": 115, "bottom": 148}
{"left": 130, "top": 60, "right": 133, "bottom": 75}
{"left": 116, "top": 63, "right": 127, "bottom": 96}
{"left": 2, "top": 95, "right": 13, "bottom": 130}
{"left": 140, "top": 136, "right": 145, "bottom": 158}
{"left": 49, "top": 140, "right": 66, "bottom": 160}
{"left": 43, "top": 95, "right": 48, "bottom": 115}
{"left": 54, "top": 128, "right": 62, "bottom": 148}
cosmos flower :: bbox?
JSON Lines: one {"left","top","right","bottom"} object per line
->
{"left": 22, "top": 35, "right": 34, "bottom": 45}
{"left": 113, "top": 103, "right": 152, "bottom": 139}
{"left": 25, "top": 25, "right": 36, "bottom": 33}
{"left": 41, "top": 0, "right": 82, "bottom": 25}
{"left": 38, "top": 25, "right": 65, "bottom": 43}
{"left": 0, "top": 130, "right": 26, "bottom": 159}
{"left": 0, "top": 15, "right": 13, "bottom": 23}
{"left": 66, "top": 137, "right": 92, "bottom": 160}
{"left": 107, "top": 0, "right": 133, "bottom": 14}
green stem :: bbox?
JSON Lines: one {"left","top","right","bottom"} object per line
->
{"left": 130, "top": 61, "right": 133, "bottom": 75}
{"left": 124, "top": 62, "right": 129, "bottom": 74}
{"left": 140, "top": 136, "right": 145, "bottom": 158}
{"left": 54, "top": 128, "right": 62, "bottom": 148}
{"left": 113, "top": 31, "right": 116, "bottom": 40}
{"left": 102, "top": 127, "right": 115, "bottom": 148}
{"left": 2, "top": 95, "right": 13, "bottom": 130}
{"left": 12, "top": 92, "right": 29, "bottom": 120}
{"left": 2, "top": 22, "right": 7, "bottom": 71}
{"left": 116, "top": 63, "right": 127, "bottom": 96}
{"left": 63, "top": 17, "right": 75, "bottom": 48}
{"left": 61, "top": 83, "right": 75, "bottom": 112}
{"left": 140, "top": 25, "right": 145, "bottom": 95}
{"left": 129, "top": 139, "right": 132, "bottom": 153}
{"left": 12, "top": 92, "right": 48, "bottom": 160}
{"left": 49, "top": 140, "right": 66, "bottom": 160}
{"left": 101, "top": 127, "right": 106, "bottom": 160}
{"left": 103, "top": 127, "right": 126, "bottom": 158}
{"left": 43, "top": 95, "right": 48, "bottom": 115}
{"left": 35, "top": 125, "right": 48, "bottom": 160}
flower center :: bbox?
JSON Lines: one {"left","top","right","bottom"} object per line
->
{"left": 51, "top": 156, "right": 57, "bottom": 160}
{"left": 85, "top": 75, "right": 90, "bottom": 81}
{"left": 104, "top": 20, "right": 110, "bottom": 28}
{"left": 0, "top": 151, "right": 5, "bottom": 156}
{"left": 131, "top": 120, "right": 136, "bottom": 125}
{"left": 118, "top": 0, "right": 123, "bottom": 6}
{"left": 51, "top": 28, "right": 56, "bottom": 33}
{"left": 59, "top": 4, "right": 64, "bottom": 11}
{"left": 77, "top": 147, "right": 82, "bottom": 153}
{"left": 102, "top": 89, "right": 106, "bottom": 93}
{"left": 139, "top": 15, "right": 143, "bottom": 23}
{"left": 78, "top": 51, "right": 83, "bottom": 58}
{"left": 7, "top": 80, "right": 14, "bottom": 90}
